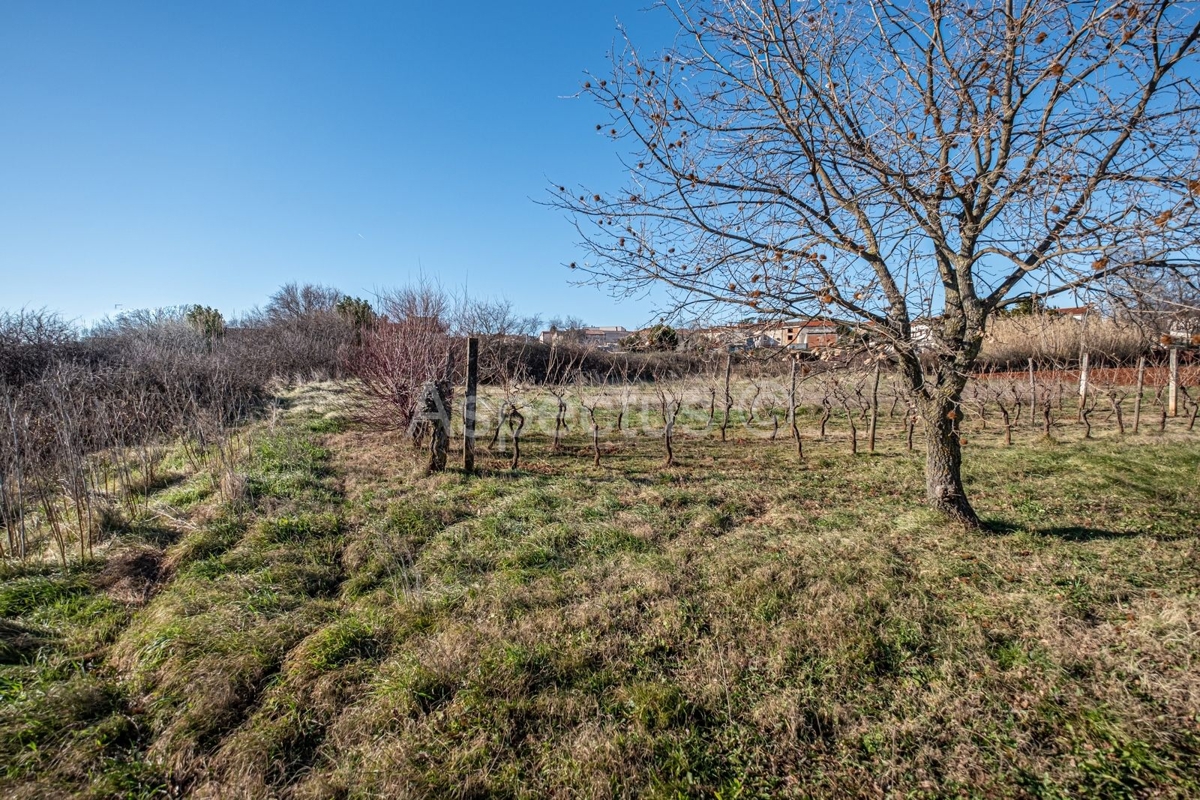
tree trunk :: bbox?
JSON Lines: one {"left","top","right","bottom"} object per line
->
{"left": 1109, "top": 394, "right": 1125, "bottom": 435}
{"left": 922, "top": 406, "right": 980, "bottom": 527}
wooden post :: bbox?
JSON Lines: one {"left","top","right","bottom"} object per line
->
{"left": 462, "top": 337, "right": 479, "bottom": 473}
{"left": 867, "top": 361, "right": 881, "bottom": 453}
{"left": 1028, "top": 358, "right": 1037, "bottom": 429}
{"left": 720, "top": 352, "right": 733, "bottom": 442}
{"left": 1168, "top": 347, "right": 1179, "bottom": 417}
{"left": 1132, "top": 356, "right": 1146, "bottom": 433}
{"left": 1077, "top": 353, "right": 1089, "bottom": 422}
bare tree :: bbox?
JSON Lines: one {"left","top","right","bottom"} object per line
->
{"left": 453, "top": 296, "right": 541, "bottom": 341}
{"left": 555, "top": 0, "right": 1200, "bottom": 526}
{"left": 831, "top": 375, "right": 869, "bottom": 455}
{"left": 0, "top": 308, "right": 77, "bottom": 386}
{"left": 652, "top": 364, "right": 688, "bottom": 466}
{"left": 486, "top": 340, "right": 534, "bottom": 470}
{"left": 349, "top": 284, "right": 453, "bottom": 437}
{"left": 264, "top": 283, "right": 343, "bottom": 323}
{"left": 575, "top": 363, "right": 615, "bottom": 467}
{"left": 989, "top": 377, "right": 1025, "bottom": 446}
{"left": 818, "top": 381, "right": 833, "bottom": 441}
{"left": 544, "top": 316, "right": 590, "bottom": 345}
{"left": 787, "top": 355, "right": 803, "bottom": 456}
{"left": 234, "top": 283, "right": 358, "bottom": 379}
{"left": 743, "top": 375, "right": 763, "bottom": 430}
{"left": 545, "top": 342, "right": 582, "bottom": 452}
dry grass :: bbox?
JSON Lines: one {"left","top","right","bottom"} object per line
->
{"left": 981, "top": 314, "right": 1152, "bottom": 367}
{"left": 2, "top": 381, "right": 1199, "bottom": 798}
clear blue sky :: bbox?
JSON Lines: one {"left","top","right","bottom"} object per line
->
{"left": 0, "top": 2, "right": 675, "bottom": 328}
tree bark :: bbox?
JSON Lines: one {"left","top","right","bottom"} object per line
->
{"left": 902, "top": 336, "right": 981, "bottom": 527}
{"left": 922, "top": 403, "right": 980, "bottom": 527}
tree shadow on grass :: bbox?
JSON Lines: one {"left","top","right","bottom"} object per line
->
{"left": 1032, "top": 526, "right": 1143, "bottom": 542}
{"left": 982, "top": 519, "right": 1141, "bottom": 542}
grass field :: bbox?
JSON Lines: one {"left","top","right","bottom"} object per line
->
{"left": 2, "top": 382, "right": 1199, "bottom": 798}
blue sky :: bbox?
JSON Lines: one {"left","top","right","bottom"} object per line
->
{"left": 0, "top": 2, "right": 675, "bottom": 328}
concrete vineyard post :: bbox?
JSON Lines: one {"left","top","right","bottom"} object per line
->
{"left": 1077, "top": 353, "right": 1089, "bottom": 422}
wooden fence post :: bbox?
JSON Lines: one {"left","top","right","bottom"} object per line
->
{"left": 463, "top": 337, "right": 479, "bottom": 473}
{"left": 720, "top": 352, "right": 733, "bottom": 442}
{"left": 1168, "top": 347, "right": 1179, "bottom": 417}
{"left": 1132, "top": 356, "right": 1146, "bottom": 434}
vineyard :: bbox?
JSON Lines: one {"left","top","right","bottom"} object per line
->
{"left": 2, "top": 298, "right": 1199, "bottom": 797}
{"left": 2, "top": 361, "right": 1199, "bottom": 796}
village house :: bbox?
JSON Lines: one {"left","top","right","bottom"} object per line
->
{"left": 539, "top": 325, "right": 629, "bottom": 350}
{"left": 1053, "top": 305, "right": 1093, "bottom": 322}
{"left": 685, "top": 318, "right": 843, "bottom": 352}
{"left": 761, "top": 319, "right": 842, "bottom": 351}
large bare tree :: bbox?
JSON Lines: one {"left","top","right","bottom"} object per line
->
{"left": 554, "top": 0, "right": 1200, "bottom": 525}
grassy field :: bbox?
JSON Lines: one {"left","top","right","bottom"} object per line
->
{"left": 2, "top": 382, "right": 1199, "bottom": 798}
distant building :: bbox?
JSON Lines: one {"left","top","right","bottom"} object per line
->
{"left": 761, "top": 319, "right": 841, "bottom": 351}
{"left": 685, "top": 323, "right": 759, "bottom": 351}
{"left": 687, "top": 318, "right": 843, "bottom": 352}
{"left": 1052, "top": 305, "right": 1093, "bottom": 322}
{"left": 539, "top": 325, "right": 629, "bottom": 349}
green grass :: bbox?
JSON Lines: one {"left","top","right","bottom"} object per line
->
{"left": 2, "top": 382, "right": 1199, "bottom": 797}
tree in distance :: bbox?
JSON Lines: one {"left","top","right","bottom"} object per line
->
{"left": 336, "top": 296, "right": 376, "bottom": 345}
{"left": 622, "top": 323, "right": 681, "bottom": 352}
{"left": 185, "top": 305, "right": 225, "bottom": 352}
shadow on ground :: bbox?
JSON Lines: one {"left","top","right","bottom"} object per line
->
{"left": 983, "top": 520, "right": 1143, "bottom": 541}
